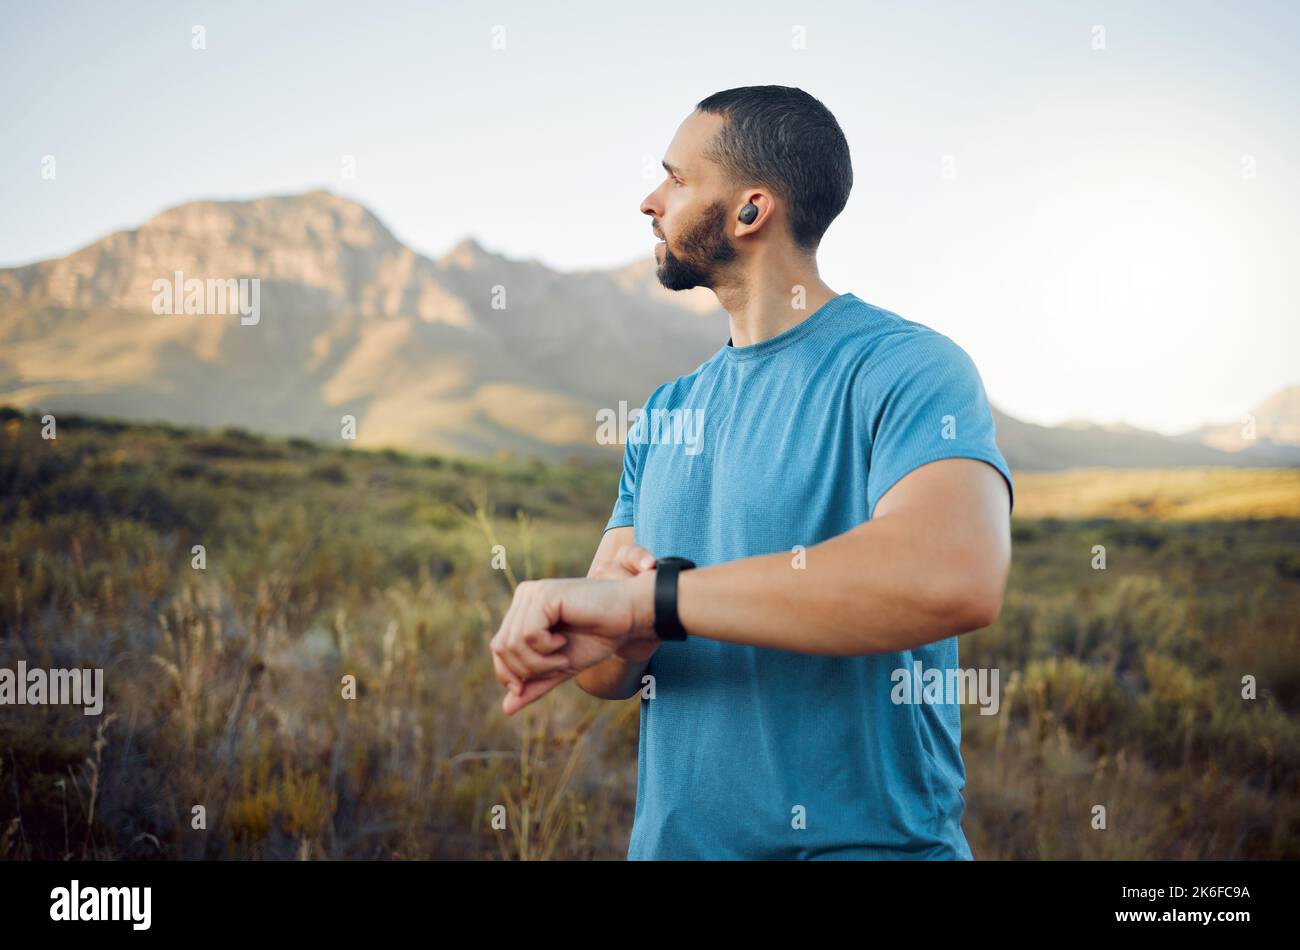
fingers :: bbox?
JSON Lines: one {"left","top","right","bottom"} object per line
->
{"left": 522, "top": 626, "right": 566, "bottom": 654}
{"left": 502, "top": 668, "right": 574, "bottom": 716}
{"left": 492, "top": 649, "right": 523, "bottom": 695}
{"left": 490, "top": 595, "right": 527, "bottom": 693}
{"left": 513, "top": 637, "right": 570, "bottom": 677}
{"left": 490, "top": 579, "right": 595, "bottom": 716}
{"left": 612, "top": 544, "right": 657, "bottom": 575}
{"left": 494, "top": 631, "right": 568, "bottom": 688}
{"left": 491, "top": 581, "right": 571, "bottom": 694}
{"left": 590, "top": 545, "right": 657, "bottom": 580}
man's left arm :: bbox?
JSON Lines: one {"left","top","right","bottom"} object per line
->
{"left": 669, "top": 455, "right": 1012, "bottom": 655}
{"left": 492, "top": 459, "right": 1010, "bottom": 713}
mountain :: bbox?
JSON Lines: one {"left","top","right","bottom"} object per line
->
{"left": 992, "top": 407, "right": 1300, "bottom": 470}
{"left": 0, "top": 190, "right": 722, "bottom": 460}
{"left": 1174, "top": 385, "right": 1300, "bottom": 456}
{"left": 1, "top": 189, "right": 1296, "bottom": 469}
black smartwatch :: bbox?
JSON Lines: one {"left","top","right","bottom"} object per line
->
{"left": 653, "top": 557, "right": 696, "bottom": 641}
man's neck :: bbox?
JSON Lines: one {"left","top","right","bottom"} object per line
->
{"left": 714, "top": 256, "right": 838, "bottom": 348}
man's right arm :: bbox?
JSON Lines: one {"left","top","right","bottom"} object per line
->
{"left": 574, "top": 526, "right": 657, "bottom": 700}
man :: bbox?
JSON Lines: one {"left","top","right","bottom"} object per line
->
{"left": 489, "top": 85, "right": 1014, "bottom": 860}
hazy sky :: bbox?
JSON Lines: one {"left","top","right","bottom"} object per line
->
{"left": 2, "top": 0, "right": 1297, "bottom": 434}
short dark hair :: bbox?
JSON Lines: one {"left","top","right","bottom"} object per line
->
{"left": 694, "top": 85, "right": 852, "bottom": 253}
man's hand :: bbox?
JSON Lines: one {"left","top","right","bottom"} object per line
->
{"left": 490, "top": 569, "right": 658, "bottom": 716}
{"left": 589, "top": 544, "right": 661, "bottom": 664}
{"left": 588, "top": 543, "right": 658, "bottom": 581}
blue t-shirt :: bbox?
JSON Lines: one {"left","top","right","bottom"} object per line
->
{"left": 604, "top": 291, "right": 1014, "bottom": 860}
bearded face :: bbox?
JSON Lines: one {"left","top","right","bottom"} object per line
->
{"left": 655, "top": 199, "right": 738, "bottom": 292}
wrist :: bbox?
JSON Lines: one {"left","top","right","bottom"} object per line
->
{"left": 629, "top": 570, "right": 659, "bottom": 643}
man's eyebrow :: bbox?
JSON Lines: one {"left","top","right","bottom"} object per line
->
{"left": 662, "top": 160, "right": 685, "bottom": 178}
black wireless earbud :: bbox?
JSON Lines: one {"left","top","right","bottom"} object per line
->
{"left": 739, "top": 202, "right": 758, "bottom": 225}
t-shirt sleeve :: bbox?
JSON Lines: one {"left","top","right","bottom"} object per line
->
{"left": 604, "top": 388, "right": 657, "bottom": 532}
{"left": 864, "top": 332, "right": 1015, "bottom": 520}
{"left": 605, "top": 434, "right": 642, "bottom": 531}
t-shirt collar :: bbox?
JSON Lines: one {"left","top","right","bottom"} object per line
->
{"left": 723, "top": 292, "right": 856, "bottom": 362}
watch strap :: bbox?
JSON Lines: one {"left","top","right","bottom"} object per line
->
{"left": 653, "top": 557, "right": 695, "bottom": 641}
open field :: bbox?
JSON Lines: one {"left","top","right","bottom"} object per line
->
{"left": 1, "top": 408, "right": 1297, "bottom": 859}
{"left": 1010, "top": 467, "right": 1300, "bottom": 521}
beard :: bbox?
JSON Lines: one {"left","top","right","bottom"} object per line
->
{"left": 655, "top": 200, "right": 738, "bottom": 291}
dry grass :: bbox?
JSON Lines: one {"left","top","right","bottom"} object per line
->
{"left": 1012, "top": 467, "right": 1300, "bottom": 520}
{"left": 1, "top": 407, "right": 1296, "bottom": 859}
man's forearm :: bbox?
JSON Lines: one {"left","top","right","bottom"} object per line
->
{"left": 672, "top": 511, "right": 1006, "bottom": 656}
